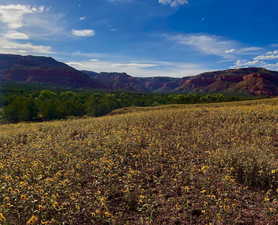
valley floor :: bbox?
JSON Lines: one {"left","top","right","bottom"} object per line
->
{"left": 0, "top": 98, "right": 277, "bottom": 224}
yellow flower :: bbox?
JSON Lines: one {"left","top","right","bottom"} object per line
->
{"left": 200, "top": 165, "right": 209, "bottom": 173}
{"left": 19, "top": 181, "right": 27, "bottom": 187}
{"left": 104, "top": 211, "right": 112, "bottom": 217}
{"left": 41, "top": 219, "right": 55, "bottom": 224}
{"left": 26, "top": 215, "right": 39, "bottom": 225}
{"left": 207, "top": 194, "right": 216, "bottom": 199}
{"left": 6, "top": 203, "right": 13, "bottom": 208}
{"left": 0, "top": 213, "right": 6, "bottom": 222}
{"left": 52, "top": 201, "right": 59, "bottom": 209}
{"left": 21, "top": 194, "right": 28, "bottom": 201}
{"left": 184, "top": 186, "right": 190, "bottom": 192}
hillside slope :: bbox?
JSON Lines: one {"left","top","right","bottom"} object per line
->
{"left": 178, "top": 68, "right": 278, "bottom": 96}
{"left": 0, "top": 98, "right": 277, "bottom": 224}
{"left": 0, "top": 54, "right": 102, "bottom": 89}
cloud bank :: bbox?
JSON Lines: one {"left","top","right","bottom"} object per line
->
{"left": 0, "top": 4, "right": 53, "bottom": 55}
{"left": 0, "top": 4, "right": 45, "bottom": 29}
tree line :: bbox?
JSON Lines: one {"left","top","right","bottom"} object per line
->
{"left": 0, "top": 86, "right": 258, "bottom": 123}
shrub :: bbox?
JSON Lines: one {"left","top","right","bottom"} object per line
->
{"left": 211, "top": 147, "right": 278, "bottom": 190}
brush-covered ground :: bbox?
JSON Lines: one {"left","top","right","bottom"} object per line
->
{"left": 0, "top": 98, "right": 277, "bottom": 225}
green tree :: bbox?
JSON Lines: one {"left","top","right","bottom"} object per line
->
{"left": 3, "top": 96, "right": 38, "bottom": 122}
{"left": 59, "top": 91, "right": 85, "bottom": 117}
{"left": 36, "top": 90, "right": 60, "bottom": 120}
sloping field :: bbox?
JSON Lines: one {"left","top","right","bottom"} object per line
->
{"left": 0, "top": 98, "right": 277, "bottom": 225}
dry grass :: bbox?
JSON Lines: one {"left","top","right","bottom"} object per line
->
{"left": 0, "top": 98, "right": 277, "bottom": 225}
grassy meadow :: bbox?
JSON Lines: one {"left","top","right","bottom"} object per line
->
{"left": 0, "top": 98, "right": 277, "bottom": 225}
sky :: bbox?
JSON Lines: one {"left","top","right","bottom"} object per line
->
{"left": 0, "top": 0, "right": 277, "bottom": 77}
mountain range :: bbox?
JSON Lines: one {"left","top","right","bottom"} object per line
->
{"left": 0, "top": 54, "right": 278, "bottom": 96}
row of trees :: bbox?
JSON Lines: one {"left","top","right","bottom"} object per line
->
{"left": 2, "top": 89, "right": 254, "bottom": 123}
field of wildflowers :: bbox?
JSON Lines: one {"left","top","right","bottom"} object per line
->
{"left": 0, "top": 98, "right": 277, "bottom": 225}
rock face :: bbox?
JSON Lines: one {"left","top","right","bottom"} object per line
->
{"left": 0, "top": 54, "right": 278, "bottom": 96}
{"left": 177, "top": 68, "right": 278, "bottom": 96}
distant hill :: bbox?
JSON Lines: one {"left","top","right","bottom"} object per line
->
{"left": 84, "top": 68, "right": 278, "bottom": 96}
{"left": 0, "top": 54, "right": 103, "bottom": 89}
{"left": 178, "top": 68, "right": 278, "bottom": 96}
{"left": 0, "top": 54, "right": 278, "bottom": 96}
{"left": 83, "top": 71, "right": 180, "bottom": 92}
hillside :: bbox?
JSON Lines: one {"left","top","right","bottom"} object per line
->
{"left": 85, "top": 68, "right": 278, "bottom": 95}
{"left": 178, "top": 68, "right": 278, "bottom": 96}
{"left": 0, "top": 54, "right": 278, "bottom": 96}
{"left": 83, "top": 71, "right": 181, "bottom": 92}
{"left": 0, "top": 98, "right": 277, "bottom": 224}
{"left": 0, "top": 54, "right": 103, "bottom": 89}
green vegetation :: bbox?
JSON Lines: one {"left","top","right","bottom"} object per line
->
{"left": 1, "top": 82, "right": 258, "bottom": 123}
{"left": 0, "top": 98, "right": 277, "bottom": 224}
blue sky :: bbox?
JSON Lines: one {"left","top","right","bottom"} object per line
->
{"left": 0, "top": 0, "right": 277, "bottom": 77}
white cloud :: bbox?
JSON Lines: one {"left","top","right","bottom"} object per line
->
{"left": 237, "top": 47, "right": 263, "bottom": 54}
{"left": 234, "top": 59, "right": 278, "bottom": 71}
{"left": 234, "top": 59, "right": 260, "bottom": 67}
{"left": 263, "top": 62, "right": 278, "bottom": 70}
{"left": 0, "top": 38, "right": 53, "bottom": 55}
{"left": 4, "top": 31, "right": 29, "bottom": 40}
{"left": 0, "top": 4, "right": 58, "bottom": 56}
{"left": 168, "top": 34, "right": 237, "bottom": 57}
{"left": 109, "top": 0, "right": 188, "bottom": 7}
{"left": 0, "top": 4, "right": 66, "bottom": 41}
{"left": 0, "top": 4, "right": 56, "bottom": 55}
{"left": 167, "top": 34, "right": 263, "bottom": 60}
{"left": 253, "top": 50, "right": 278, "bottom": 61}
{"left": 70, "top": 51, "right": 110, "bottom": 58}
{"left": 72, "top": 29, "right": 95, "bottom": 37}
{"left": 225, "top": 47, "right": 262, "bottom": 55}
{"left": 158, "top": 0, "right": 188, "bottom": 7}
{"left": 225, "top": 49, "right": 236, "bottom": 54}
{"left": 255, "top": 55, "right": 278, "bottom": 61}
{"left": 67, "top": 59, "right": 209, "bottom": 77}
{"left": 22, "top": 12, "right": 66, "bottom": 40}
{"left": 0, "top": 4, "right": 45, "bottom": 29}
{"left": 267, "top": 50, "right": 278, "bottom": 55}
{"left": 232, "top": 49, "right": 278, "bottom": 71}
{"left": 80, "top": 16, "right": 86, "bottom": 21}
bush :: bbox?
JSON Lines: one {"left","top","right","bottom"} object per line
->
{"left": 211, "top": 147, "right": 278, "bottom": 190}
